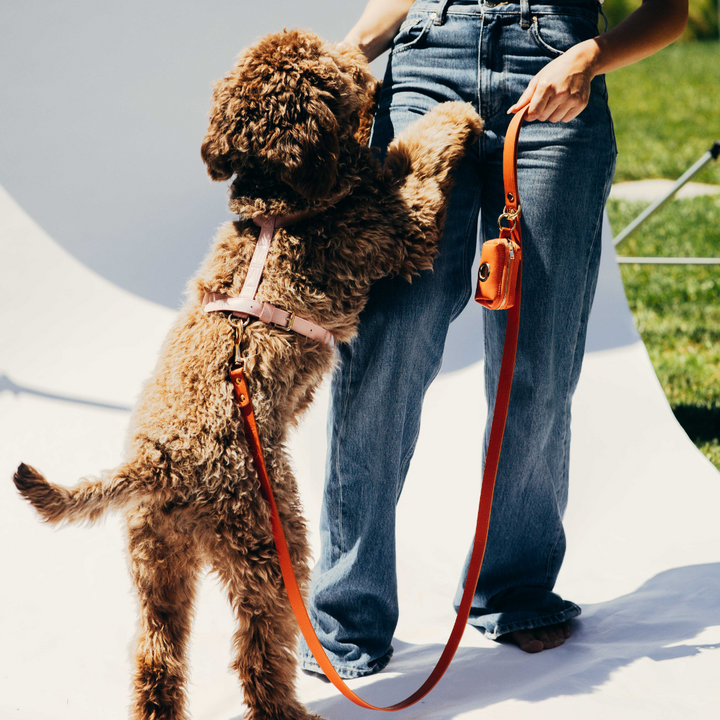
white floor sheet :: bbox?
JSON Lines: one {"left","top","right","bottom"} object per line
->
{"left": 2, "top": 184, "right": 719, "bottom": 720}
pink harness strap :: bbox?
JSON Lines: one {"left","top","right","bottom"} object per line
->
{"left": 204, "top": 215, "right": 334, "bottom": 347}
{"left": 238, "top": 216, "right": 276, "bottom": 302}
{"left": 204, "top": 294, "right": 334, "bottom": 345}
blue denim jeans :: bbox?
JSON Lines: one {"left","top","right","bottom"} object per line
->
{"left": 301, "top": 0, "right": 617, "bottom": 678}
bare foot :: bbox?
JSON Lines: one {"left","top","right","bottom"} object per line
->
{"left": 499, "top": 622, "right": 571, "bottom": 653}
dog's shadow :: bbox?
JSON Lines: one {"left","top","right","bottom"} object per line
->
{"left": 229, "top": 563, "right": 720, "bottom": 720}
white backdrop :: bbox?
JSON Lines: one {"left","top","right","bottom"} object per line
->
{"left": 2, "top": 188, "right": 719, "bottom": 720}
{"left": 0, "top": 1, "right": 378, "bottom": 308}
{"left": 2, "top": 3, "right": 720, "bottom": 718}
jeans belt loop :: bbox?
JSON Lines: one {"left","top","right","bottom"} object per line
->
{"left": 520, "top": 0, "right": 531, "bottom": 28}
{"left": 434, "top": 0, "right": 452, "bottom": 25}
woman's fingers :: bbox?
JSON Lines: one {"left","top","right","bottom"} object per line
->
{"left": 510, "top": 42, "right": 595, "bottom": 122}
{"left": 550, "top": 100, "right": 585, "bottom": 123}
{"left": 508, "top": 76, "right": 537, "bottom": 114}
{"left": 528, "top": 85, "right": 560, "bottom": 121}
{"left": 512, "top": 77, "right": 568, "bottom": 122}
{"left": 547, "top": 104, "right": 572, "bottom": 123}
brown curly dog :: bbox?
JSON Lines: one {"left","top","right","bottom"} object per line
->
{"left": 13, "top": 28, "right": 481, "bottom": 720}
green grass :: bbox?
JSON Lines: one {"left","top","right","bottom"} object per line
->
{"left": 603, "top": 0, "right": 719, "bottom": 42}
{"left": 606, "top": 41, "right": 720, "bottom": 185}
{"left": 608, "top": 195, "right": 720, "bottom": 469}
{"left": 699, "top": 439, "right": 720, "bottom": 468}
{"left": 606, "top": 37, "right": 720, "bottom": 470}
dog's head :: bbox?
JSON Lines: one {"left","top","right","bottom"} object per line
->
{"left": 201, "top": 29, "right": 379, "bottom": 204}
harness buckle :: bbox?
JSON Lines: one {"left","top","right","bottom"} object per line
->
{"left": 275, "top": 311, "right": 295, "bottom": 331}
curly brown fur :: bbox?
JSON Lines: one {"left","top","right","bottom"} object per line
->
{"left": 13, "top": 28, "right": 481, "bottom": 720}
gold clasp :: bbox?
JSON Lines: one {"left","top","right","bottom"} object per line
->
{"left": 497, "top": 204, "right": 521, "bottom": 232}
{"left": 228, "top": 315, "right": 250, "bottom": 368}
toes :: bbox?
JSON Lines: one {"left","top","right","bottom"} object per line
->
{"left": 524, "top": 625, "right": 565, "bottom": 650}
{"left": 544, "top": 626, "right": 566, "bottom": 647}
{"left": 501, "top": 623, "right": 572, "bottom": 653}
{"left": 535, "top": 628, "right": 562, "bottom": 648}
{"left": 510, "top": 631, "right": 545, "bottom": 653}
{"left": 530, "top": 623, "right": 570, "bottom": 650}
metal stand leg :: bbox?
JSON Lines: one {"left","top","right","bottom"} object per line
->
{"left": 614, "top": 141, "right": 720, "bottom": 248}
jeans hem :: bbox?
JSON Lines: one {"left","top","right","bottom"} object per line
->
{"left": 472, "top": 603, "right": 582, "bottom": 641}
{"left": 299, "top": 647, "right": 393, "bottom": 680}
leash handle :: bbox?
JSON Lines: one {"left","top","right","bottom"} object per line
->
{"left": 232, "top": 107, "right": 527, "bottom": 711}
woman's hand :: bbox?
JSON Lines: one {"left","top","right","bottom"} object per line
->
{"left": 508, "top": 40, "right": 599, "bottom": 123}
{"left": 509, "top": 0, "right": 688, "bottom": 123}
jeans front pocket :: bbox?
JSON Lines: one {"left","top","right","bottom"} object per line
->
{"left": 391, "top": 14, "right": 434, "bottom": 55}
{"left": 529, "top": 12, "right": 599, "bottom": 57}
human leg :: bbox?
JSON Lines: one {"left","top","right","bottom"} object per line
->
{"left": 454, "top": 0, "right": 617, "bottom": 646}
{"left": 301, "top": 4, "right": 485, "bottom": 677}
{"left": 301, "top": 150, "right": 482, "bottom": 678}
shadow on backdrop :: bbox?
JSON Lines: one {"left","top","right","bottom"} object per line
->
{"left": 297, "top": 563, "right": 720, "bottom": 720}
{"left": 0, "top": 373, "right": 131, "bottom": 413}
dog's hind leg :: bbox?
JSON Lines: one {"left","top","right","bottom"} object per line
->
{"left": 127, "top": 507, "right": 202, "bottom": 720}
{"left": 212, "top": 527, "right": 321, "bottom": 720}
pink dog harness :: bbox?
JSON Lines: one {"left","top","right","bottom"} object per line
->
{"left": 203, "top": 215, "right": 334, "bottom": 346}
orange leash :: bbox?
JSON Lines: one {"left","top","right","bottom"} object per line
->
{"left": 230, "top": 108, "right": 527, "bottom": 711}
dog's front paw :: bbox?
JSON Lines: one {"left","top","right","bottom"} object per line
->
{"left": 384, "top": 101, "right": 482, "bottom": 186}
{"left": 422, "top": 101, "right": 483, "bottom": 158}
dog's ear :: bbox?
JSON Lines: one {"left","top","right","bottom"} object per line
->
{"left": 266, "top": 90, "right": 339, "bottom": 200}
{"left": 330, "top": 42, "right": 380, "bottom": 146}
{"left": 355, "top": 78, "right": 380, "bottom": 146}
{"left": 200, "top": 76, "right": 249, "bottom": 182}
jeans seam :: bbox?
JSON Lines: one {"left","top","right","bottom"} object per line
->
{"left": 564, "top": 151, "right": 615, "bottom": 399}
{"left": 333, "top": 348, "right": 355, "bottom": 555}
{"left": 602, "top": 76, "right": 619, "bottom": 156}
{"left": 450, "top": 183, "right": 483, "bottom": 322}
{"left": 477, "top": 14, "right": 485, "bottom": 121}
{"left": 441, "top": 9, "right": 599, "bottom": 21}
{"left": 530, "top": 18, "right": 564, "bottom": 56}
{"left": 391, "top": 15, "right": 435, "bottom": 56}
{"left": 397, "top": 180, "right": 481, "bottom": 476}
{"left": 544, "top": 522, "right": 565, "bottom": 587}
{"left": 398, "top": 424, "right": 421, "bottom": 501}
{"left": 544, "top": 139, "right": 615, "bottom": 586}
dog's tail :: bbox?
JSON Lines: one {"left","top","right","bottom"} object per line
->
{"left": 13, "top": 462, "right": 162, "bottom": 525}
